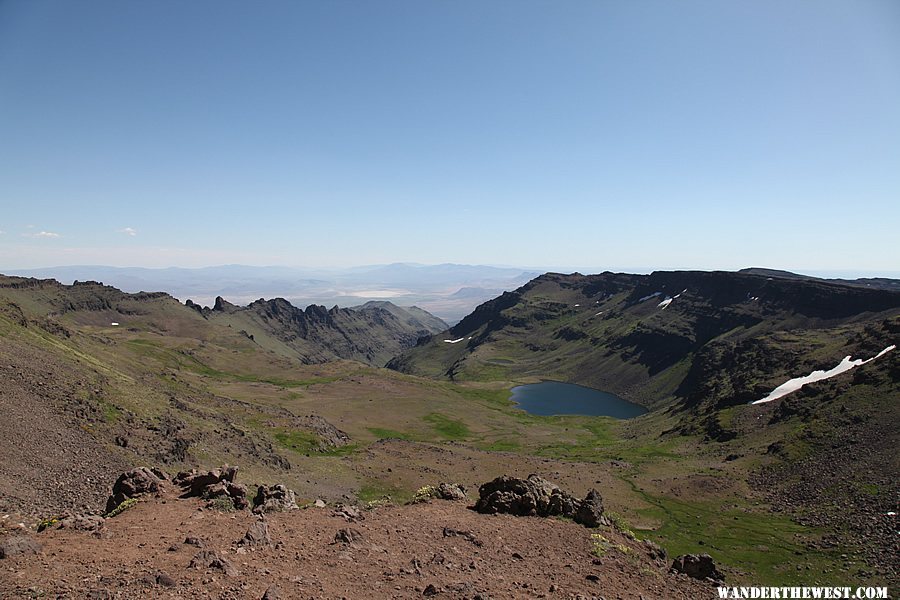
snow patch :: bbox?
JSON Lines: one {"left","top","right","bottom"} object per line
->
{"left": 110, "top": 322, "right": 119, "bottom": 326}
{"left": 657, "top": 290, "right": 684, "bottom": 310}
{"left": 594, "top": 311, "right": 604, "bottom": 316}
{"left": 638, "top": 291, "right": 662, "bottom": 302}
{"left": 752, "top": 345, "right": 896, "bottom": 405}
{"left": 574, "top": 304, "right": 580, "bottom": 307}
{"left": 443, "top": 338, "right": 466, "bottom": 344}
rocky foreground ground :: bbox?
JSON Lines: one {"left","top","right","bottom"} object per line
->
{"left": 0, "top": 469, "right": 717, "bottom": 599}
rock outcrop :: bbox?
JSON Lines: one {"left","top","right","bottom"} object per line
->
{"left": 474, "top": 475, "right": 606, "bottom": 528}
{"left": 105, "top": 467, "right": 166, "bottom": 514}
{"left": 174, "top": 465, "right": 248, "bottom": 510}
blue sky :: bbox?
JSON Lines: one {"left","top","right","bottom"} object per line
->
{"left": 1, "top": 0, "right": 898, "bottom": 275}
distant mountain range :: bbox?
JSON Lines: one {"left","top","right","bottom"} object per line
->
{"left": 6, "top": 263, "right": 540, "bottom": 325}
{"left": 738, "top": 267, "right": 900, "bottom": 292}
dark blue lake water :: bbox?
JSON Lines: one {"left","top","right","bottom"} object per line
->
{"left": 510, "top": 381, "right": 648, "bottom": 418}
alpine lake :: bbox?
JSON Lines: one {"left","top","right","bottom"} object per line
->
{"left": 510, "top": 381, "right": 648, "bottom": 418}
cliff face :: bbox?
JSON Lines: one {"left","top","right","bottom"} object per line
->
{"left": 206, "top": 296, "right": 447, "bottom": 367}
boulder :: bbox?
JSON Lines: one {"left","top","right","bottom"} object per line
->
{"left": 261, "top": 586, "right": 279, "bottom": 600}
{"left": 0, "top": 535, "right": 41, "bottom": 559}
{"left": 56, "top": 514, "right": 106, "bottom": 532}
{"left": 548, "top": 488, "right": 581, "bottom": 517}
{"left": 474, "top": 475, "right": 579, "bottom": 518}
{"left": 671, "top": 553, "right": 724, "bottom": 581}
{"left": 333, "top": 505, "right": 363, "bottom": 522}
{"left": 105, "top": 467, "right": 165, "bottom": 514}
{"left": 573, "top": 489, "right": 605, "bottom": 527}
{"left": 252, "top": 484, "right": 299, "bottom": 514}
{"left": 239, "top": 520, "right": 272, "bottom": 548}
{"left": 334, "top": 528, "right": 363, "bottom": 544}
{"left": 202, "top": 480, "right": 249, "bottom": 510}
{"left": 189, "top": 549, "right": 238, "bottom": 576}
{"left": 475, "top": 475, "right": 609, "bottom": 528}
{"left": 436, "top": 483, "right": 468, "bottom": 501}
{"left": 643, "top": 539, "right": 667, "bottom": 562}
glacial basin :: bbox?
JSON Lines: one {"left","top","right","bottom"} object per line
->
{"left": 510, "top": 381, "right": 648, "bottom": 418}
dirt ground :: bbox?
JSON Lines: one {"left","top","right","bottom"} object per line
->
{"left": 0, "top": 490, "right": 716, "bottom": 600}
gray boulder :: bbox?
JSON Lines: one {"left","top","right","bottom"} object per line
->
{"left": 436, "top": 482, "right": 468, "bottom": 501}
{"left": 475, "top": 475, "right": 607, "bottom": 528}
{"left": 189, "top": 549, "right": 238, "bottom": 576}
{"left": 475, "top": 475, "right": 575, "bottom": 517}
{"left": 0, "top": 535, "right": 41, "bottom": 559}
{"left": 239, "top": 520, "right": 272, "bottom": 548}
{"left": 252, "top": 484, "right": 298, "bottom": 514}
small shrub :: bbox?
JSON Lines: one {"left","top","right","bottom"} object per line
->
{"left": 206, "top": 496, "right": 237, "bottom": 512}
{"left": 37, "top": 517, "right": 60, "bottom": 532}
{"left": 363, "top": 497, "right": 393, "bottom": 510}
{"left": 590, "top": 533, "right": 630, "bottom": 557}
{"left": 409, "top": 485, "right": 438, "bottom": 504}
{"left": 606, "top": 511, "right": 636, "bottom": 539}
{"left": 104, "top": 498, "right": 139, "bottom": 518}
{"left": 590, "top": 533, "right": 610, "bottom": 556}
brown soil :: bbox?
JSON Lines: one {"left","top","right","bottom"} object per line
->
{"left": 0, "top": 491, "right": 715, "bottom": 600}
{"left": 0, "top": 337, "right": 131, "bottom": 519}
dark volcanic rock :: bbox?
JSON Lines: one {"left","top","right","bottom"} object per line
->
{"left": 105, "top": 467, "right": 165, "bottom": 514}
{"left": 475, "top": 475, "right": 607, "bottom": 528}
{"left": 174, "top": 465, "right": 247, "bottom": 510}
{"left": 643, "top": 539, "right": 668, "bottom": 562}
{"left": 253, "top": 484, "right": 299, "bottom": 514}
{"left": 475, "top": 475, "right": 571, "bottom": 517}
{"left": 671, "top": 553, "right": 724, "bottom": 581}
{"left": 573, "top": 489, "right": 605, "bottom": 528}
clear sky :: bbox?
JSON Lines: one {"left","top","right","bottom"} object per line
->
{"left": 1, "top": 0, "right": 898, "bottom": 275}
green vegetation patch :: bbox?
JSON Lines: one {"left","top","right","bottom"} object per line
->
{"left": 273, "top": 430, "right": 321, "bottom": 454}
{"left": 356, "top": 480, "right": 410, "bottom": 504}
{"left": 367, "top": 427, "right": 415, "bottom": 441}
{"left": 630, "top": 487, "right": 840, "bottom": 586}
{"left": 481, "top": 439, "right": 522, "bottom": 452}
{"left": 104, "top": 498, "right": 139, "bottom": 518}
{"left": 423, "top": 412, "right": 471, "bottom": 440}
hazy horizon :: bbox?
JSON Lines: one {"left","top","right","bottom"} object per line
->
{"left": 7, "top": 262, "right": 900, "bottom": 281}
